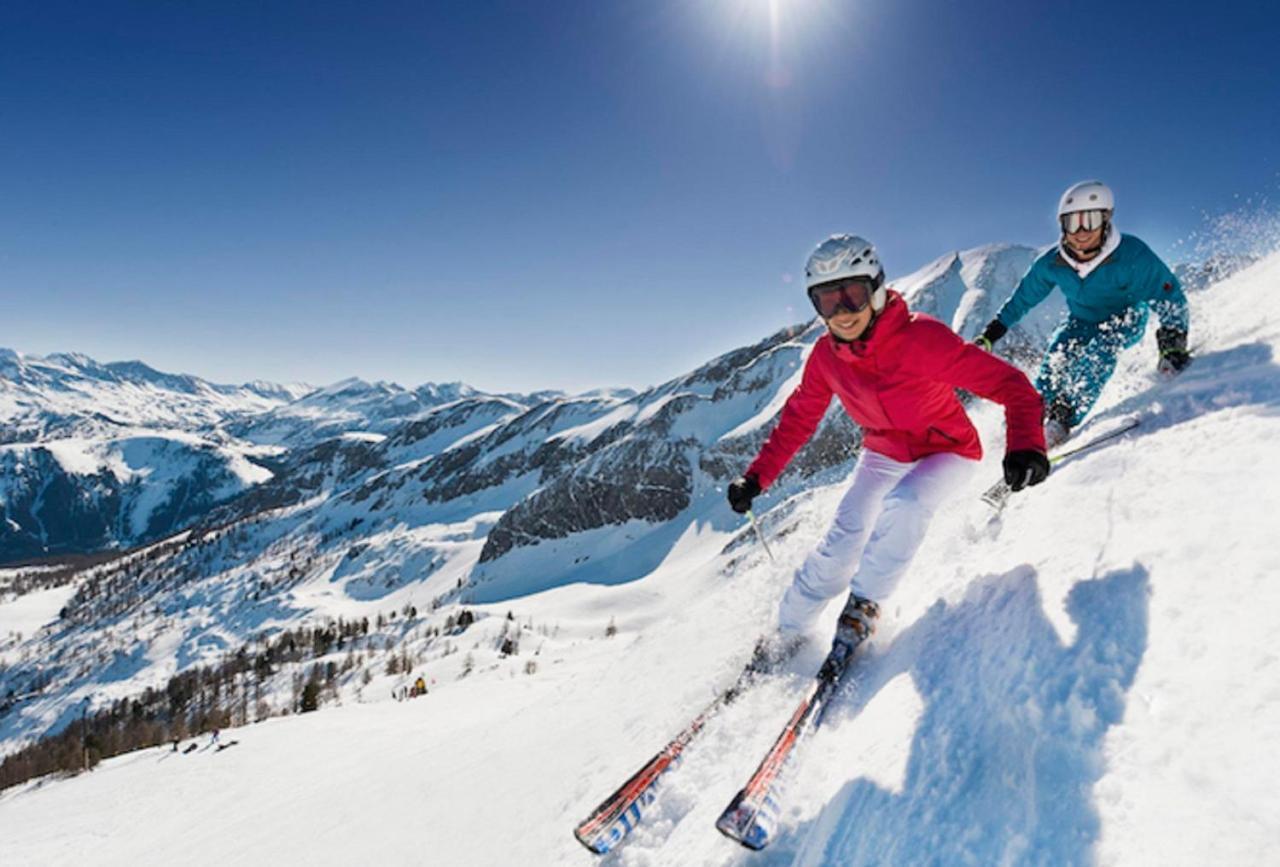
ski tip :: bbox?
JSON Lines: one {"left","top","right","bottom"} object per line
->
{"left": 715, "top": 795, "right": 773, "bottom": 851}
{"left": 572, "top": 828, "right": 610, "bottom": 856}
{"left": 715, "top": 815, "right": 772, "bottom": 850}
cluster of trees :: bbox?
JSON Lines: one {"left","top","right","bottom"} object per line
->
{"left": 2, "top": 506, "right": 498, "bottom": 794}
{"left": 58, "top": 532, "right": 212, "bottom": 625}
{"left": 58, "top": 510, "right": 322, "bottom": 627}
{"left": 0, "top": 615, "right": 379, "bottom": 792}
{"left": 0, "top": 551, "right": 123, "bottom": 602}
{"left": 0, "top": 668, "right": 236, "bottom": 792}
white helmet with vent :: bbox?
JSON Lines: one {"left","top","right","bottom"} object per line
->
{"left": 1058, "top": 180, "right": 1114, "bottom": 216}
{"left": 804, "top": 234, "right": 887, "bottom": 312}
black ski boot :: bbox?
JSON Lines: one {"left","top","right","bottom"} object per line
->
{"left": 1045, "top": 400, "right": 1075, "bottom": 449}
{"left": 823, "top": 594, "right": 879, "bottom": 676}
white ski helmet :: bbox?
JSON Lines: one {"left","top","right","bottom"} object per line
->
{"left": 804, "top": 234, "right": 887, "bottom": 312}
{"left": 1058, "top": 180, "right": 1115, "bottom": 217}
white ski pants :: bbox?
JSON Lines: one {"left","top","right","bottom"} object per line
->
{"left": 776, "top": 448, "right": 975, "bottom": 636}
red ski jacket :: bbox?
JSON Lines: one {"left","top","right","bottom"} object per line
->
{"left": 747, "top": 291, "right": 1045, "bottom": 489}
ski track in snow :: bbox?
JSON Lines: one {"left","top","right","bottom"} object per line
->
{"left": 2, "top": 251, "right": 1280, "bottom": 865}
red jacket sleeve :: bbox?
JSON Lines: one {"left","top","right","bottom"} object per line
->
{"left": 745, "top": 343, "right": 835, "bottom": 489}
{"left": 903, "top": 319, "right": 1046, "bottom": 454}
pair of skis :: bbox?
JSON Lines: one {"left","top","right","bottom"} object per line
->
{"left": 576, "top": 419, "right": 1144, "bottom": 854}
{"left": 571, "top": 660, "right": 757, "bottom": 854}
{"left": 573, "top": 637, "right": 864, "bottom": 854}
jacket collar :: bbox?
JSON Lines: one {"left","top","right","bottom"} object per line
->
{"left": 1057, "top": 224, "right": 1121, "bottom": 279}
{"left": 829, "top": 290, "right": 908, "bottom": 360}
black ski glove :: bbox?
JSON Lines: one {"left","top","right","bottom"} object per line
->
{"left": 727, "top": 475, "right": 762, "bottom": 514}
{"left": 1003, "top": 450, "right": 1050, "bottom": 492}
{"left": 1156, "top": 327, "right": 1191, "bottom": 375}
{"left": 975, "top": 319, "right": 1008, "bottom": 352}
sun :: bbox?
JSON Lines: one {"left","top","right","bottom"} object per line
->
{"left": 694, "top": 0, "right": 845, "bottom": 80}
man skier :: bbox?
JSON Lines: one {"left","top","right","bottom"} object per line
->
{"left": 727, "top": 234, "right": 1048, "bottom": 663}
{"left": 976, "top": 180, "right": 1192, "bottom": 446}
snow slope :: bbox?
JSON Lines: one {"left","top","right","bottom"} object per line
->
{"left": 0, "top": 579, "right": 76, "bottom": 662}
{"left": 1, "top": 249, "right": 1278, "bottom": 866}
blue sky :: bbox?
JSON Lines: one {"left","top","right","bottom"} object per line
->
{"left": 2, "top": 0, "right": 1277, "bottom": 393}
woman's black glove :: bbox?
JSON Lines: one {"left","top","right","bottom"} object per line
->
{"left": 1003, "top": 450, "right": 1050, "bottom": 492}
{"left": 975, "top": 319, "right": 1008, "bottom": 352}
{"left": 1156, "top": 327, "right": 1192, "bottom": 375}
{"left": 727, "top": 475, "right": 762, "bottom": 514}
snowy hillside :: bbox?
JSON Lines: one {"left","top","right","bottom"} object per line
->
{"left": 0, "top": 433, "right": 272, "bottom": 562}
{"left": 893, "top": 243, "right": 1068, "bottom": 361}
{"left": 2, "top": 245, "right": 1278, "bottom": 865}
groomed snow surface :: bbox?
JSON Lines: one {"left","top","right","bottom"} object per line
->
{"left": 3, "top": 251, "right": 1280, "bottom": 865}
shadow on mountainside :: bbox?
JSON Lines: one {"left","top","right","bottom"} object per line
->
{"left": 759, "top": 564, "right": 1149, "bottom": 867}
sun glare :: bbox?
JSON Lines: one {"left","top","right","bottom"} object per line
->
{"left": 684, "top": 0, "right": 853, "bottom": 167}
{"left": 696, "top": 0, "right": 846, "bottom": 81}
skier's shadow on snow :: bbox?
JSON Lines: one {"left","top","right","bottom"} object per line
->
{"left": 1081, "top": 341, "right": 1280, "bottom": 444}
{"left": 765, "top": 564, "right": 1150, "bottom": 867}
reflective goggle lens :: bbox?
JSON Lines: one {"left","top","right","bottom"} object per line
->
{"left": 808, "top": 277, "right": 875, "bottom": 318}
{"left": 1060, "top": 209, "right": 1108, "bottom": 234}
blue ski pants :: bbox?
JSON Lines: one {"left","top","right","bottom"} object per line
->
{"left": 1035, "top": 306, "right": 1149, "bottom": 426}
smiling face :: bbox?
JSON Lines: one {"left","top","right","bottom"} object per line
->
{"left": 825, "top": 304, "right": 874, "bottom": 341}
{"left": 1063, "top": 224, "right": 1105, "bottom": 260}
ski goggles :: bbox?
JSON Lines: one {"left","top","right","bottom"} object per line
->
{"left": 1060, "top": 209, "right": 1109, "bottom": 234}
{"left": 807, "top": 277, "right": 877, "bottom": 318}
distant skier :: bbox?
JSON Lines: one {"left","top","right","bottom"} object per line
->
{"left": 976, "top": 180, "right": 1191, "bottom": 446}
{"left": 727, "top": 235, "right": 1047, "bottom": 661}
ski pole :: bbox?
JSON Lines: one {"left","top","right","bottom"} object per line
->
{"left": 981, "top": 417, "right": 1141, "bottom": 509}
{"left": 747, "top": 509, "right": 776, "bottom": 563}
{"left": 1048, "top": 418, "right": 1140, "bottom": 462}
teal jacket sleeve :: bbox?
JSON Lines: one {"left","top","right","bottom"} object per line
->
{"left": 1136, "top": 244, "right": 1189, "bottom": 333}
{"left": 994, "top": 253, "right": 1056, "bottom": 329}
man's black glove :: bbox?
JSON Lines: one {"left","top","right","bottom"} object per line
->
{"left": 1156, "top": 327, "right": 1192, "bottom": 375}
{"left": 975, "top": 319, "right": 1008, "bottom": 352}
{"left": 727, "top": 475, "right": 762, "bottom": 514}
{"left": 1003, "top": 450, "right": 1050, "bottom": 492}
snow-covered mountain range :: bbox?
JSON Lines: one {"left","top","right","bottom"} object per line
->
{"left": 0, "top": 349, "right": 311, "bottom": 442}
{"left": 3, "top": 240, "right": 1270, "bottom": 866}
{"left": 0, "top": 351, "right": 552, "bottom": 563}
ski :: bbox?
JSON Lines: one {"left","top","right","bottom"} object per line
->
{"left": 981, "top": 416, "right": 1141, "bottom": 510}
{"left": 573, "top": 651, "right": 778, "bottom": 855}
{"left": 715, "top": 641, "right": 864, "bottom": 850}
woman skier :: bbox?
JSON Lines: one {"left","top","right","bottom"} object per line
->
{"left": 728, "top": 234, "right": 1048, "bottom": 662}
{"left": 976, "top": 180, "right": 1191, "bottom": 446}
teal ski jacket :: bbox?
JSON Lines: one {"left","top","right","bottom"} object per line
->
{"left": 994, "top": 234, "right": 1188, "bottom": 333}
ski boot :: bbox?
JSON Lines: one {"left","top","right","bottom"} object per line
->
{"left": 821, "top": 594, "right": 879, "bottom": 678}
{"left": 1044, "top": 401, "right": 1075, "bottom": 450}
